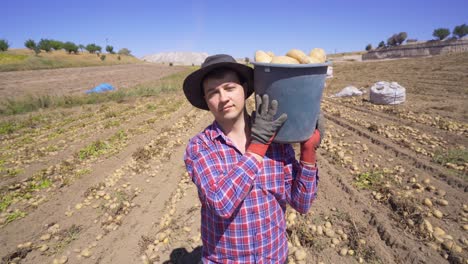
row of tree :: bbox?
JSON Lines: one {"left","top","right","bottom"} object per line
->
{"left": 366, "top": 23, "right": 468, "bottom": 51}
{"left": 0, "top": 38, "right": 131, "bottom": 56}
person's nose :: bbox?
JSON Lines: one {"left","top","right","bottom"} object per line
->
{"left": 219, "top": 89, "right": 229, "bottom": 102}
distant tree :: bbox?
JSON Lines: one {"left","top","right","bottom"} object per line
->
{"left": 387, "top": 34, "right": 397, "bottom": 46}
{"left": 244, "top": 57, "right": 250, "bottom": 64}
{"left": 50, "top": 40, "right": 63, "bottom": 51}
{"left": 453, "top": 24, "right": 468, "bottom": 39}
{"left": 396, "top": 32, "right": 407, "bottom": 45}
{"left": 78, "top": 44, "right": 85, "bottom": 52}
{"left": 433, "top": 28, "right": 450, "bottom": 40}
{"left": 25, "top": 39, "right": 36, "bottom": 50}
{"left": 365, "top": 44, "right": 372, "bottom": 51}
{"left": 25, "top": 39, "right": 41, "bottom": 55}
{"left": 85, "top": 43, "right": 102, "bottom": 54}
{"left": 63, "top": 41, "right": 79, "bottom": 54}
{"left": 105, "top": 45, "right": 114, "bottom": 54}
{"left": 378, "top": 41, "right": 385, "bottom": 49}
{"left": 117, "top": 48, "right": 131, "bottom": 56}
{"left": 38, "top": 39, "right": 52, "bottom": 52}
{"left": 0, "top": 39, "right": 9, "bottom": 51}
{"left": 406, "top": 38, "right": 418, "bottom": 43}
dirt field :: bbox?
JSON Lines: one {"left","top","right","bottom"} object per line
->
{"left": 0, "top": 63, "right": 185, "bottom": 98}
{"left": 0, "top": 53, "right": 467, "bottom": 264}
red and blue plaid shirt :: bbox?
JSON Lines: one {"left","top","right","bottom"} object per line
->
{"left": 184, "top": 121, "right": 319, "bottom": 263}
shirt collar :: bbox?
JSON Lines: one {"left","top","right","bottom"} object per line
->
{"left": 207, "top": 120, "right": 227, "bottom": 142}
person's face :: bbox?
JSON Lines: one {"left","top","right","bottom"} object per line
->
{"left": 203, "top": 71, "right": 246, "bottom": 124}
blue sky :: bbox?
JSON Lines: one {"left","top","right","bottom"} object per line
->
{"left": 3, "top": 0, "right": 467, "bottom": 58}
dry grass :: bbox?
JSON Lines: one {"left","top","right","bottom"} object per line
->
{"left": 0, "top": 49, "right": 141, "bottom": 72}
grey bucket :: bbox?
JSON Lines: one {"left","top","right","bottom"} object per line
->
{"left": 252, "top": 62, "right": 330, "bottom": 143}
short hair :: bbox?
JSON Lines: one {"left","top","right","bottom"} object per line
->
{"left": 201, "top": 67, "right": 246, "bottom": 95}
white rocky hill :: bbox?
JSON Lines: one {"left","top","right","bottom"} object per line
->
{"left": 141, "top": 52, "right": 209, "bottom": 66}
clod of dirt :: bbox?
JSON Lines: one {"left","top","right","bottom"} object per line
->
{"left": 423, "top": 198, "right": 433, "bottom": 207}
{"left": 52, "top": 256, "right": 68, "bottom": 264}
{"left": 324, "top": 228, "right": 335, "bottom": 238}
{"left": 339, "top": 247, "right": 348, "bottom": 256}
{"left": 294, "top": 248, "right": 307, "bottom": 261}
{"left": 436, "top": 199, "right": 449, "bottom": 206}
{"left": 81, "top": 248, "right": 92, "bottom": 257}
{"left": 433, "top": 209, "right": 443, "bottom": 218}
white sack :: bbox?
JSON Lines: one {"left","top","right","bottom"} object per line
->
{"left": 369, "top": 81, "right": 406, "bottom": 105}
{"left": 331, "top": 86, "right": 364, "bottom": 97}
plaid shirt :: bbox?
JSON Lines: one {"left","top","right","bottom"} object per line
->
{"left": 184, "top": 121, "right": 318, "bottom": 264}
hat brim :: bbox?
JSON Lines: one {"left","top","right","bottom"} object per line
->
{"left": 183, "top": 62, "right": 254, "bottom": 110}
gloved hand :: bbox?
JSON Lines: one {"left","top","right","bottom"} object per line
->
{"left": 300, "top": 112, "right": 325, "bottom": 164}
{"left": 247, "top": 94, "right": 288, "bottom": 157}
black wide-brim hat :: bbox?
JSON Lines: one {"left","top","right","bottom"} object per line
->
{"left": 183, "top": 54, "right": 254, "bottom": 110}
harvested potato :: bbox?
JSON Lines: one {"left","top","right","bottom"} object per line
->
{"left": 286, "top": 49, "right": 312, "bottom": 64}
{"left": 254, "top": 48, "right": 327, "bottom": 64}
{"left": 310, "top": 48, "right": 326, "bottom": 63}
{"left": 308, "top": 56, "right": 322, "bottom": 63}
{"left": 255, "top": 50, "right": 272, "bottom": 63}
{"left": 271, "top": 56, "right": 300, "bottom": 64}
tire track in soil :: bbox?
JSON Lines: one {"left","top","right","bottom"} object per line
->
{"left": 323, "top": 112, "right": 467, "bottom": 192}
{"left": 324, "top": 99, "right": 467, "bottom": 141}
{"left": 0, "top": 100, "right": 204, "bottom": 263}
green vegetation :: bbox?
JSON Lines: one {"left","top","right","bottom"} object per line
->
{"left": 78, "top": 140, "right": 109, "bottom": 160}
{"left": 377, "top": 41, "right": 385, "bottom": 49}
{"left": 77, "top": 130, "right": 127, "bottom": 160}
{"left": 0, "top": 53, "right": 28, "bottom": 64}
{"left": 453, "top": 23, "right": 468, "bottom": 38}
{"left": 0, "top": 193, "right": 14, "bottom": 212}
{"left": 433, "top": 148, "right": 467, "bottom": 164}
{"left": 5, "top": 210, "right": 26, "bottom": 224}
{"left": 49, "top": 225, "right": 81, "bottom": 254}
{"left": 75, "top": 168, "right": 91, "bottom": 177}
{"left": 0, "top": 39, "right": 9, "bottom": 51}
{"left": 38, "top": 39, "right": 53, "bottom": 52}
{"left": 365, "top": 44, "right": 372, "bottom": 51}
{"left": 433, "top": 28, "right": 450, "bottom": 40}
{"left": 0, "top": 120, "right": 19, "bottom": 134}
{"left": 86, "top": 43, "right": 102, "bottom": 54}
{"left": 28, "top": 178, "right": 52, "bottom": 190}
{"left": 106, "top": 45, "right": 115, "bottom": 54}
{"left": 386, "top": 32, "right": 407, "bottom": 47}
{"left": 63, "top": 42, "right": 79, "bottom": 54}
{"left": 353, "top": 171, "right": 385, "bottom": 190}
{"left": 118, "top": 48, "right": 131, "bottom": 56}
{"left": 24, "top": 39, "right": 41, "bottom": 55}
{"left": 0, "top": 69, "right": 194, "bottom": 116}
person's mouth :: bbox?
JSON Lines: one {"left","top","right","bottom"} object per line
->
{"left": 222, "top": 105, "right": 233, "bottom": 111}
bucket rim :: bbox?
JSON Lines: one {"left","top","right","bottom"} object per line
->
{"left": 251, "top": 61, "right": 332, "bottom": 68}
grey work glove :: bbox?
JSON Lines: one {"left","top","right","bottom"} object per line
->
{"left": 250, "top": 94, "right": 288, "bottom": 144}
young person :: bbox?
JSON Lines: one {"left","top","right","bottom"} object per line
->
{"left": 183, "top": 54, "right": 322, "bottom": 263}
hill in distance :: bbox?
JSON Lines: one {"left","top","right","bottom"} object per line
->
{"left": 141, "top": 51, "right": 209, "bottom": 66}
